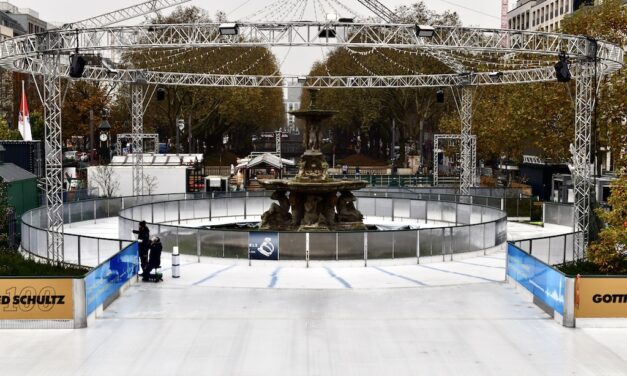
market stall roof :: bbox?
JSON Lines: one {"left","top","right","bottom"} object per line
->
{"left": 243, "top": 153, "right": 295, "bottom": 170}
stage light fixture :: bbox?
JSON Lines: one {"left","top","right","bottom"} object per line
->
{"left": 436, "top": 89, "right": 444, "bottom": 103}
{"left": 318, "top": 27, "right": 336, "bottom": 38}
{"left": 219, "top": 23, "right": 239, "bottom": 36}
{"left": 415, "top": 25, "right": 435, "bottom": 38}
{"left": 69, "top": 54, "right": 86, "bottom": 78}
{"left": 554, "top": 52, "right": 571, "bottom": 82}
{"left": 156, "top": 86, "right": 166, "bottom": 101}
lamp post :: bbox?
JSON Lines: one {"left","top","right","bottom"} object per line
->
{"left": 98, "top": 108, "right": 111, "bottom": 163}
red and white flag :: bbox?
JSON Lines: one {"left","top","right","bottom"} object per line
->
{"left": 18, "top": 80, "right": 32, "bottom": 141}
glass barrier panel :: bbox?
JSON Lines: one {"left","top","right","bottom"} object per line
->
{"left": 357, "top": 197, "right": 376, "bottom": 217}
{"left": 180, "top": 200, "right": 195, "bottom": 221}
{"left": 410, "top": 200, "right": 426, "bottom": 221}
{"left": 246, "top": 197, "right": 265, "bottom": 218}
{"left": 452, "top": 227, "right": 468, "bottom": 254}
{"left": 457, "top": 204, "right": 471, "bottom": 225}
{"left": 79, "top": 237, "right": 100, "bottom": 267}
{"left": 107, "top": 199, "right": 121, "bottom": 217}
{"left": 164, "top": 201, "right": 179, "bottom": 223}
{"left": 279, "top": 232, "right": 306, "bottom": 261}
{"left": 548, "top": 236, "right": 566, "bottom": 265}
{"left": 141, "top": 204, "right": 152, "bottom": 222}
{"left": 484, "top": 222, "right": 496, "bottom": 249}
{"left": 70, "top": 202, "right": 82, "bottom": 223}
{"left": 394, "top": 199, "right": 411, "bottom": 219}
{"left": 99, "top": 239, "right": 123, "bottom": 262}
{"left": 309, "top": 233, "right": 337, "bottom": 260}
{"left": 152, "top": 202, "right": 165, "bottom": 223}
{"left": 63, "top": 234, "right": 79, "bottom": 265}
{"left": 194, "top": 200, "right": 210, "bottom": 220}
{"left": 199, "top": 229, "right": 225, "bottom": 258}
{"left": 223, "top": 231, "right": 248, "bottom": 259}
{"left": 375, "top": 198, "right": 393, "bottom": 219}
{"left": 337, "top": 232, "right": 364, "bottom": 260}
{"left": 367, "top": 231, "right": 394, "bottom": 259}
{"left": 36, "top": 229, "right": 47, "bottom": 258}
{"left": 177, "top": 228, "right": 198, "bottom": 256}
{"left": 441, "top": 202, "right": 456, "bottom": 223}
{"left": 95, "top": 199, "right": 109, "bottom": 219}
{"left": 227, "top": 198, "right": 246, "bottom": 217}
{"left": 394, "top": 231, "right": 417, "bottom": 258}
{"left": 469, "top": 224, "right": 484, "bottom": 252}
{"left": 531, "top": 237, "right": 549, "bottom": 264}
{"left": 158, "top": 225, "right": 179, "bottom": 255}
{"left": 427, "top": 201, "right": 442, "bottom": 222}
{"left": 211, "top": 199, "right": 228, "bottom": 219}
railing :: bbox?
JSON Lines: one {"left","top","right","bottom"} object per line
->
{"left": 543, "top": 202, "right": 575, "bottom": 227}
{"left": 22, "top": 189, "right": 513, "bottom": 266}
{"left": 117, "top": 191, "right": 508, "bottom": 262}
{"left": 510, "top": 232, "right": 582, "bottom": 266}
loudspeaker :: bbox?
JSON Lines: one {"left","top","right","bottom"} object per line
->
{"left": 156, "top": 87, "right": 166, "bottom": 101}
{"left": 436, "top": 89, "right": 444, "bottom": 103}
{"left": 69, "top": 54, "right": 86, "bottom": 78}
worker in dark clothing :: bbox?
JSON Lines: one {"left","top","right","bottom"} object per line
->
{"left": 132, "top": 221, "right": 150, "bottom": 275}
{"left": 143, "top": 237, "right": 163, "bottom": 281}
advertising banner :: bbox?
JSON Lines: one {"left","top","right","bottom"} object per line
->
{"left": 576, "top": 278, "right": 627, "bottom": 318}
{"left": 0, "top": 279, "right": 73, "bottom": 320}
{"left": 249, "top": 232, "right": 279, "bottom": 260}
{"left": 85, "top": 243, "right": 139, "bottom": 315}
{"left": 507, "top": 244, "right": 565, "bottom": 315}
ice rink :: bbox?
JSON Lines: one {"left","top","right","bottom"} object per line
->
{"left": 7, "top": 219, "right": 626, "bottom": 375}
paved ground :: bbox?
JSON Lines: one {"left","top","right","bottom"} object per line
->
{"left": 2, "top": 277, "right": 627, "bottom": 376}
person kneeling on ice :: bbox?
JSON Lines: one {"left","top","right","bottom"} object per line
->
{"left": 143, "top": 237, "right": 162, "bottom": 282}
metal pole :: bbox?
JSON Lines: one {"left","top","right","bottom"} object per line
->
{"left": 176, "top": 120, "right": 180, "bottom": 156}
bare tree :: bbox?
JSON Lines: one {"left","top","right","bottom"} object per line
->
{"left": 91, "top": 165, "right": 120, "bottom": 198}
{"left": 143, "top": 174, "right": 159, "bottom": 195}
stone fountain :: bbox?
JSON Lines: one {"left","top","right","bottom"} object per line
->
{"left": 259, "top": 89, "right": 367, "bottom": 231}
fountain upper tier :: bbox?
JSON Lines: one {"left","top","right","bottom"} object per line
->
{"left": 258, "top": 89, "right": 366, "bottom": 231}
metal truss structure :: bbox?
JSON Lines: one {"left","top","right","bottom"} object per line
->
{"left": 1, "top": 5, "right": 621, "bottom": 262}
{"left": 62, "top": 0, "right": 190, "bottom": 29}
{"left": 42, "top": 54, "right": 64, "bottom": 263}
{"left": 458, "top": 87, "right": 474, "bottom": 196}
{"left": 131, "top": 85, "right": 145, "bottom": 196}
{"left": 433, "top": 134, "right": 476, "bottom": 188}
{"left": 115, "top": 133, "right": 160, "bottom": 156}
{"left": 573, "top": 62, "right": 595, "bottom": 259}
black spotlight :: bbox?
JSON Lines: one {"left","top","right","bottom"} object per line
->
{"left": 554, "top": 52, "right": 571, "bottom": 83}
{"left": 436, "top": 89, "right": 444, "bottom": 103}
{"left": 69, "top": 54, "right": 86, "bottom": 78}
{"left": 156, "top": 86, "right": 166, "bottom": 101}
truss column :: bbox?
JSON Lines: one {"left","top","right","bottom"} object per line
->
{"left": 43, "top": 54, "right": 64, "bottom": 263}
{"left": 459, "top": 87, "right": 474, "bottom": 195}
{"left": 131, "top": 84, "right": 145, "bottom": 196}
{"left": 573, "top": 62, "right": 594, "bottom": 259}
{"left": 433, "top": 136, "right": 439, "bottom": 186}
{"left": 471, "top": 137, "right": 477, "bottom": 187}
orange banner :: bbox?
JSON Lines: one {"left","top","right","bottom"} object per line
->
{"left": 576, "top": 277, "right": 627, "bottom": 318}
{"left": 0, "top": 279, "right": 74, "bottom": 320}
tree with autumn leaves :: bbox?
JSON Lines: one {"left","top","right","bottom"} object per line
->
{"left": 113, "top": 6, "right": 284, "bottom": 156}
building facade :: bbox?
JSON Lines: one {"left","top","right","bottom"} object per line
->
{"left": 508, "top": 0, "right": 601, "bottom": 32}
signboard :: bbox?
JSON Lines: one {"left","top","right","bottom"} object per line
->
{"left": 249, "top": 232, "right": 279, "bottom": 261}
{"left": 576, "top": 278, "right": 627, "bottom": 318}
{"left": 0, "top": 279, "right": 73, "bottom": 320}
{"left": 507, "top": 244, "right": 565, "bottom": 315}
{"left": 85, "top": 243, "right": 139, "bottom": 315}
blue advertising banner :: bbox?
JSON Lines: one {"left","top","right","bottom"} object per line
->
{"left": 507, "top": 243, "right": 565, "bottom": 315}
{"left": 249, "top": 232, "right": 279, "bottom": 260}
{"left": 85, "top": 243, "right": 139, "bottom": 315}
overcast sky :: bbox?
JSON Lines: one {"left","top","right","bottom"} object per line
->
{"left": 9, "top": 0, "right": 506, "bottom": 74}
